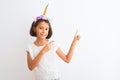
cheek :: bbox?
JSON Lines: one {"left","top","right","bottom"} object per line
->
{"left": 47, "top": 30, "right": 49, "bottom": 33}
{"left": 35, "top": 29, "right": 41, "bottom": 34}
{"left": 47, "top": 30, "right": 49, "bottom": 34}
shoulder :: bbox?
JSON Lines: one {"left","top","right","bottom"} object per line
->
{"left": 52, "top": 41, "right": 60, "bottom": 51}
{"left": 26, "top": 41, "right": 34, "bottom": 52}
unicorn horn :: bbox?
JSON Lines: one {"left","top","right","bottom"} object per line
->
{"left": 43, "top": 4, "right": 49, "bottom": 16}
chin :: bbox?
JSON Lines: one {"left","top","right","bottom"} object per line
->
{"left": 41, "top": 36, "right": 47, "bottom": 39}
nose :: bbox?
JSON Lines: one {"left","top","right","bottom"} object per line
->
{"left": 42, "top": 29, "right": 46, "bottom": 33}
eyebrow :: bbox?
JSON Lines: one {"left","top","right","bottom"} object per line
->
{"left": 38, "top": 26, "right": 49, "bottom": 28}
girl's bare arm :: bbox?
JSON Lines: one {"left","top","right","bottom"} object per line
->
{"left": 56, "top": 31, "right": 80, "bottom": 63}
{"left": 27, "top": 41, "right": 54, "bottom": 71}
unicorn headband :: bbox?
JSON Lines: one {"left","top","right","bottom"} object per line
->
{"left": 34, "top": 4, "right": 50, "bottom": 22}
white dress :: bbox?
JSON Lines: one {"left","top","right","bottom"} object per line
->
{"left": 26, "top": 42, "right": 60, "bottom": 80}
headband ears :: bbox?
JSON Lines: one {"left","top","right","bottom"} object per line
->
{"left": 42, "top": 4, "right": 49, "bottom": 16}
{"left": 34, "top": 4, "right": 50, "bottom": 22}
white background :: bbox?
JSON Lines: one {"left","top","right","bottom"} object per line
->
{"left": 0, "top": 0, "right": 120, "bottom": 80}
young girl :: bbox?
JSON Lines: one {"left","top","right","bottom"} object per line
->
{"left": 26, "top": 4, "right": 80, "bottom": 80}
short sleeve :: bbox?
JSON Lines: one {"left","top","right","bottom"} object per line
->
{"left": 26, "top": 43, "right": 34, "bottom": 59}
{"left": 53, "top": 42, "right": 60, "bottom": 52}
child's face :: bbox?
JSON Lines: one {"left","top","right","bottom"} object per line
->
{"left": 35, "top": 21, "right": 49, "bottom": 39}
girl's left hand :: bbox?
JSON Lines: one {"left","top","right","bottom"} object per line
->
{"left": 73, "top": 30, "right": 80, "bottom": 43}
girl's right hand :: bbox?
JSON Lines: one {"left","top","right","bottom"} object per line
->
{"left": 41, "top": 41, "right": 54, "bottom": 54}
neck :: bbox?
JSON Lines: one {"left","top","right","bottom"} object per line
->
{"left": 35, "top": 38, "right": 48, "bottom": 46}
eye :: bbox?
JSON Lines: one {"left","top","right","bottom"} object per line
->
{"left": 45, "top": 28, "right": 48, "bottom": 30}
{"left": 39, "top": 27, "right": 42, "bottom": 29}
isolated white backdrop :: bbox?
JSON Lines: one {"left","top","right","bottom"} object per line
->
{"left": 0, "top": 0, "right": 120, "bottom": 80}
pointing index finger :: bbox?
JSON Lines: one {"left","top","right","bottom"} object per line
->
{"left": 49, "top": 40, "right": 54, "bottom": 44}
{"left": 75, "top": 29, "right": 78, "bottom": 35}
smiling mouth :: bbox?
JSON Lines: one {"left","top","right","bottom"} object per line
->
{"left": 40, "top": 33, "right": 46, "bottom": 37}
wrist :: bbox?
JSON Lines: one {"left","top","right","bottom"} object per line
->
{"left": 40, "top": 50, "right": 45, "bottom": 55}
